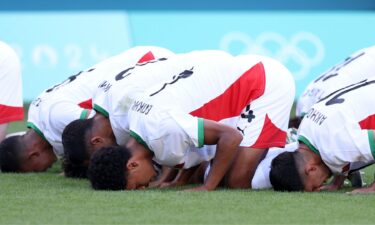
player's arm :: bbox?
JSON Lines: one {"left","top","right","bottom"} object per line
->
{"left": 349, "top": 181, "right": 375, "bottom": 194}
{"left": 149, "top": 166, "right": 178, "bottom": 188}
{"left": 185, "top": 119, "right": 243, "bottom": 191}
{"left": 160, "top": 162, "right": 211, "bottom": 188}
{"left": 318, "top": 175, "right": 346, "bottom": 191}
{"left": 225, "top": 147, "right": 268, "bottom": 189}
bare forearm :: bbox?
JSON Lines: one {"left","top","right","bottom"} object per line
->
{"left": 204, "top": 133, "right": 242, "bottom": 190}
{"left": 226, "top": 148, "right": 267, "bottom": 189}
{"left": 149, "top": 166, "right": 177, "bottom": 188}
{"left": 185, "top": 119, "right": 242, "bottom": 191}
{"left": 318, "top": 175, "right": 346, "bottom": 191}
{"left": 173, "top": 167, "right": 198, "bottom": 186}
{"left": 348, "top": 181, "right": 375, "bottom": 194}
{"left": 332, "top": 175, "right": 346, "bottom": 188}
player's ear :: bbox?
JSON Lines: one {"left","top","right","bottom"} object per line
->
{"left": 304, "top": 163, "right": 317, "bottom": 176}
{"left": 27, "top": 151, "right": 40, "bottom": 161}
{"left": 126, "top": 159, "right": 139, "bottom": 170}
{"left": 90, "top": 136, "right": 104, "bottom": 145}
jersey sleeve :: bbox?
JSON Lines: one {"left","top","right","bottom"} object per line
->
{"left": 92, "top": 91, "right": 110, "bottom": 118}
{"left": 168, "top": 110, "right": 205, "bottom": 148}
{"left": 129, "top": 107, "right": 204, "bottom": 167}
{"left": 46, "top": 101, "right": 90, "bottom": 157}
{"left": 48, "top": 101, "right": 89, "bottom": 131}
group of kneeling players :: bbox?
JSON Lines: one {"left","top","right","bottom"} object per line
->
{"left": 1, "top": 44, "right": 375, "bottom": 193}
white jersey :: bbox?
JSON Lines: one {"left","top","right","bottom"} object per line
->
{"left": 298, "top": 76, "right": 375, "bottom": 175}
{"left": 128, "top": 50, "right": 295, "bottom": 168}
{"left": 0, "top": 41, "right": 24, "bottom": 124}
{"left": 28, "top": 46, "right": 173, "bottom": 156}
{"left": 183, "top": 145, "right": 217, "bottom": 169}
{"left": 92, "top": 51, "right": 176, "bottom": 146}
{"left": 297, "top": 45, "right": 375, "bottom": 117}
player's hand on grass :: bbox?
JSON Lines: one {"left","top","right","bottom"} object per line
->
{"left": 149, "top": 180, "right": 163, "bottom": 188}
{"left": 318, "top": 175, "right": 345, "bottom": 191}
{"left": 159, "top": 181, "right": 181, "bottom": 188}
{"left": 184, "top": 185, "right": 213, "bottom": 192}
{"left": 347, "top": 182, "right": 375, "bottom": 195}
{"left": 347, "top": 187, "right": 375, "bottom": 194}
{"left": 317, "top": 184, "right": 340, "bottom": 191}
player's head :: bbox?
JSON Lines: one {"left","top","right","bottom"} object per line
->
{"left": 62, "top": 113, "right": 116, "bottom": 178}
{"left": 62, "top": 157, "right": 88, "bottom": 178}
{"left": 88, "top": 146, "right": 157, "bottom": 190}
{"left": 270, "top": 149, "right": 331, "bottom": 192}
{"left": 0, "top": 133, "right": 56, "bottom": 172}
{"left": 62, "top": 118, "right": 93, "bottom": 178}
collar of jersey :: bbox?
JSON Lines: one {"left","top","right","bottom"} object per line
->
{"left": 26, "top": 122, "right": 47, "bottom": 141}
{"left": 298, "top": 135, "right": 320, "bottom": 155}
{"left": 79, "top": 109, "right": 89, "bottom": 119}
{"left": 129, "top": 130, "right": 151, "bottom": 151}
{"left": 93, "top": 104, "right": 109, "bottom": 118}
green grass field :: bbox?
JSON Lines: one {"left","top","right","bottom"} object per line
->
{"left": 1, "top": 165, "right": 375, "bottom": 224}
{"left": 2, "top": 104, "right": 375, "bottom": 224}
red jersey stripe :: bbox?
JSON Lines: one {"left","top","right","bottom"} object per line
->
{"left": 251, "top": 114, "right": 286, "bottom": 148}
{"left": 359, "top": 114, "right": 375, "bottom": 129}
{"left": 137, "top": 51, "right": 156, "bottom": 63}
{"left": 190, "top": 62, "right": 266, "bottom": 121}
{"left": 0, "top": 104, "right": 24, "bottom": 123}
{"left": 78, "top": 99, "right": 93, "bottom": 109}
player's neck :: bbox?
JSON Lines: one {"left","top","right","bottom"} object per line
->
{"left": 127, "top": 137, "right": 153, "bottom": 159}
{"left": 299, "top": 143, "right": 322, "bottom": 164}
{"left": 24, "top": 129, "right": 46, "bottom": 145}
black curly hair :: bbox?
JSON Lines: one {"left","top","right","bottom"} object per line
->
{"left": 0, "top": 135, "right": 24, "bottom": 172}
{"left": 62, "top": 158, "right": 88, "bottom": 178}
{"left": 88, "top": 146, "right": 132, "bottom": 190}
{"left": 269, "top": 151, "right": 304, "bottom": 192}
{"left": 62, "top": 118, "right": 94, "bottom": 178}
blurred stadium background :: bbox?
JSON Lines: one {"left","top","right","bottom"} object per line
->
{"left": 0, "top": 0, "right": 374, "bottom": 102}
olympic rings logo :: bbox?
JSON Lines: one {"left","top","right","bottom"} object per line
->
{"left": 219, "top": 31, "right": 325, "bottom": 80}
{"left": 10, "top": 43, "right": 111, "bottom": 71}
